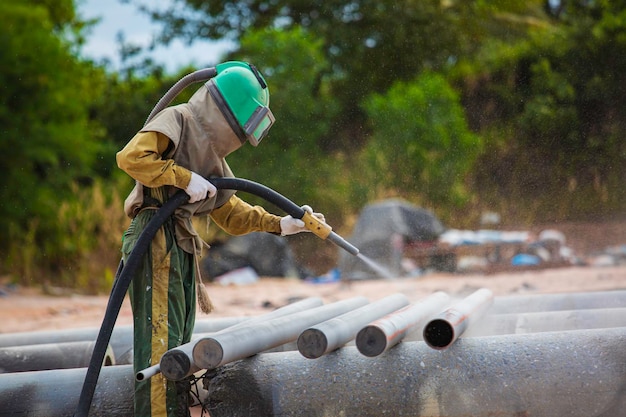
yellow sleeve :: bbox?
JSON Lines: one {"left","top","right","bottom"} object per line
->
{"left": 210, "top": 195, "right": 282, "bottom": 235}
{"left": 116, "top": 131, "right": 191, "bottom": 188}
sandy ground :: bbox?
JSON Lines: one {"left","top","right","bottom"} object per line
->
{"left": 1, "top": 263, "right": 625, "bottom": 334}
{"left": 1, "top": 219, "right": 625, "bottom": 333}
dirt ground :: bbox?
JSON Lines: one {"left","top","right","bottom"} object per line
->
{"left": 1, "top": 263, "right": 625, "bottom": 334}
{"left": 1, "top": 220, "right": 625, "bottom": 334}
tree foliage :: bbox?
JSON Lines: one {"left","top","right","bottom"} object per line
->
{"left": 142, "top": 0, "right": 546, "bottom": 150}
{"left": 0, "top": 0, "right": 104, "bottom": 249}
{"left": 361, "top": 72, "right": 481, "bottom": 207}
{"left": 461, "top": 0, "right": 626, "bottom": 220}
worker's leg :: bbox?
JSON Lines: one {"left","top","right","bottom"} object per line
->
{"left": 125, "top": 212, "right": 196, "bottom": 417}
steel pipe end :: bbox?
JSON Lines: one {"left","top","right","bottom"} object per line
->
{"left": 297, "top": 328, "right": 328, "bottom": 359}
{"left": 193, "top": 338, "right": 225, "bottom": 370}
{"left": 356, "top": 325, "right": 388, "bottom": 357}
{"left": 160, "top": 349, "right": 193, "bottom": 381}
{"left": 423, "top": 319, "right": 455, "bottom": 350}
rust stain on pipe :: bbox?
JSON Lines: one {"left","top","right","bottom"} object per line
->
{"left": 423, "top": 288, "right": 493, "bottom": 350}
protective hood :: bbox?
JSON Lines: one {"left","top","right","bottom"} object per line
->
{"left": 125, "top": 84, "right": 241, "bottom": 254}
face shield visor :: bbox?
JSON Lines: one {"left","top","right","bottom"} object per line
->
{"left": 244, "top": 105, "right": 275, "bottom": 146}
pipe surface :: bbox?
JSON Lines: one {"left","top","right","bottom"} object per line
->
{"left": 0, "top": 317, "right": 247, "bottom": 357}
{"left": 202, "top": 327, "right": 626, "bottom": 417}
{"left": 463, "top": 307, "right": 626, "bottom": 337}
{"left": 0, "top": 341, "right": 115, "bottom": 373}
{"left": 423, "top": 288, "right": 493, "bottom": 350}
{"left": 0, "top": 365, "right": 134, "bottom": 417}
{"left": 158, "top": 297, "right": 324, "bottom": 381}
{"left": 193, "top": 297, "right": 369, "bottom": 370}
{"left": 356, "top": 291, "right": 450, "bottom": 357}
{"left": 491, "top": 289, "right": 626, "bottom": 314}
{"left": 297, "top": 293, "right": 410, "bottom": 359}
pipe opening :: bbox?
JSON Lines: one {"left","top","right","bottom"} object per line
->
{"left": 423, "top": 319, "right": 454, "bottom": 349}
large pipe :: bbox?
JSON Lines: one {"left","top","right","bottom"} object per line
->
{"left": 297, "top": 293, "right": 410, "bottom": 359}
{"left": 0, "top": 365, "right": 134, "bottom": 417}
{"left": 202, "top": 327, "right": 626, "bottom": 417}
{"left": 491, "top": 289, "right": 626, "bottom": 314}
{"left": 423, "top": 288, "right": 493, "bottom": 350}
{"left": 0, "top": 341, "right": 115, "bottom": 373}
{"left": 356, "top": 291, "right": 450, "bottom": 357}
{"left": 0, "top": 364, "right": 209, "bottom": 417}
{"left": 463, "top": 307, "right": 626, "bottom": 338}
{"left": 156, "top": 297, "right": 324, "bottom": 381}
{"left": 193, "top": 297, "right": 370, "bottom": 370}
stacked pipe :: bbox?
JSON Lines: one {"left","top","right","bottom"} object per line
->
{"left": 2, "top": 288, "right": 626, "bottom": 416}
{"left": 150, "top": 287, "right": 626, "bottom": 378}
{"left": 155, "top": 296, "right": 325, "bottom": 381}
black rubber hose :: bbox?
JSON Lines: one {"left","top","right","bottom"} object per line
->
{"left": 74, "top": 190, "right": 189, "bottom": 417}
{"left": 144, "top": 67, "right": 217, "bottom": 125}
{"left": 210, "top": 177, "right": 306, "bottom": 219}
{"left": 74, "top": 178, "right": 308, "bottom": 416}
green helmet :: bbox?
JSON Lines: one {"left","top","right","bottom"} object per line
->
{"left": 207, "top": 61, "right": 275, "bottom": 146}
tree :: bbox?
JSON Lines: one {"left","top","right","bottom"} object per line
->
{"left": 461, "top": 0, "right": 626, "bottom": 220}
{"left": 360, "top": 72, "right": 481, "bottom": 208}
{"left": 137, "top": 0, "right": 546, "bottom": 150}
{"left": 0, "top": 0, "right": 103, "bottom": 251}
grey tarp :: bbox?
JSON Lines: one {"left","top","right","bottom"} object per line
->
{"left": 201, "top": 232, "right": 304, "bottom": 280}
{"left": 338, "top": 199, "right": 445, "bottom": 280}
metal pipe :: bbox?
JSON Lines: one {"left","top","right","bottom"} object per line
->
{"left": 193, "top": 297, "right": 369, "bottom": 370}
{"left": 423, "top": 288, "right": 493, "bottom": 350}
{"left": 356, "top": 291, "right": 450, "bottom": 357}
{"left": 135, "top": 363, "right": 161, "bottom": 381}
{"left": 202, "top": 327, "right": 626, "bottom": 417}
{"left": 0, "top": 365, "right": 134, "bottom": 417}
{"left": 0, "top": 316, "right": 246, "bottom": 358}
{"left": 0, "top": 364, "right": 209, "bottom": 416}
{"left": 491, "top": 289, "right": 626, "bottom": 314}
{"left": 463, "top": 307, "right": 626, "bottom": 338}
{"left": 297, "top": 293, "right": 410, "bottom": 359}
{"left": 157, "top": 297, "right": 324, "bottom": 381}
{"left": 0, "top": 341, "right": 115, "bottom": 373}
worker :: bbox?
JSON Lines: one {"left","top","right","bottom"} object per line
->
{"left": 116, "top": 61, "right": 324, "bottom": 417}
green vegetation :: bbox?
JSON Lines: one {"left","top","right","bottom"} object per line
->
{"left": 1, "top": 0, "right": 625, "bottom": 291}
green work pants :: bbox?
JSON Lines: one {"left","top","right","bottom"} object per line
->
{"left": 122, "top": 210, "right": 196, "bottom": 417}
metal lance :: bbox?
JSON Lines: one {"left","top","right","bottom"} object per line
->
{"left": 297, "top": 293, "right": 410, "bottom": 359}
{"left": 490, "top": 289, "right": 626, "bottom": 314}
{"left": 155, "top": 297, "right": 324, "bottom": 381}
{"left": 423, "top": 288, "right": 493, "bottom": 350}
{"left": 193, "top": 297, "right": 369, "bottom": 370}
{"left": 202, "top": 327, "right": 626, "bottom": 417}
{"left": 356, "top": 291, "right": 450, "bottom": 357}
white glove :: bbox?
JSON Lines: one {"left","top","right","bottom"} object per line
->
{"left": 280, "top": 205, "right": 326, "bottom": 236}
{"left": 185, "top": 172, "right": 217, "bottom": 203}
